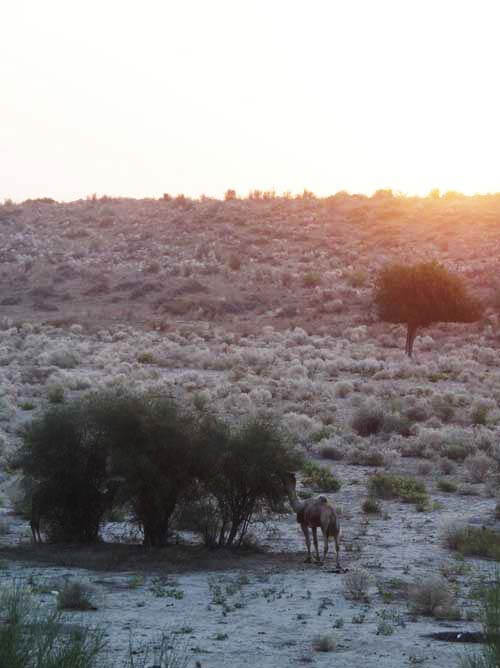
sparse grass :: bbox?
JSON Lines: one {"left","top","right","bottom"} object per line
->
{"left": 57, "top": 581, "right": 97, "bottom": 611}
{"left": 302, "top": 462, "right": 341, "bottom": 492}
{"left": 445, "top": 525, "right": 500, "bottom": 560}
{"left": 0, "top": 583, "right": 106, "bottom": 668}
{"left": 367, "top": 473, "right": 428, "bottom": 507}
{"left": 19, "top": 401, "right": 35, "bottom": 411}
{"left": 312, "top": 633, "right": 336, "bottom": 652}
{"left": 126, "top": 631, "right": 189, "bottom": 668}
{"left": 461, "top": 570, "right": 500, "bottom": 668}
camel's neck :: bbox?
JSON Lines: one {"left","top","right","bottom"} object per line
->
{"left": 286, "top": 487, "right": 304, "bottom": 514}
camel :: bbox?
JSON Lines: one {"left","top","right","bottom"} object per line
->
{"left": 283, "top": 473, "right": 341, "bottom": 567}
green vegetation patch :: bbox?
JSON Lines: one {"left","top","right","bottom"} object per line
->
{"left": 302, "top": 462, "right": 341, "bottom": 492}
{"left": 367, "top": 473, "right": 428, "bottom": 506}
{"left": 445, "top": 526, "right": 500, "bottom": 561}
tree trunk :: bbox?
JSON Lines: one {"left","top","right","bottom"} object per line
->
{"left": 405, "top": 324, "right": 418, "bottom": 357}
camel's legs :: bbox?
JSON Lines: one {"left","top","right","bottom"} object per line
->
{"left": 301, "top": 524, "right": 312, "bottom": 562}
{"left": 334, "top": 532, "right": 340, "bottom": 568}
{"left": 312, "top": 527, "right": 321, "bottom": 562}
{"left": 322, "top": 528, "right": 329, "bottom": 563}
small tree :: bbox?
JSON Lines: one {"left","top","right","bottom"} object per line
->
{"left": 374, "top": 261, "right": 482, "bottom": 356}
{"left": 224, "top": 189, "right": 236, "bottom": 201}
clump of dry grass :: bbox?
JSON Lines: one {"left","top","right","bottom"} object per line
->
{"left": 343, "top": 567, "right": 371, "bottom": 601}
{"left": 409, "top": 576, "right": 460, "bottom": 619}
{"left": 57, "top": 581, "right": 97, "bottom": 611}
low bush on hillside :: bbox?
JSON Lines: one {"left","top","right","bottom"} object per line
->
{"left": 351, "top": 403, "right": 410, "bottom": 438}
{"left": 445, "top": 525, "right": 500, "bottom": 560}
{"left": 367, "top": 473, "right": 428, "bottom": 507}
{"left": 437, "top": 479, "right": 458, "bottom": 493}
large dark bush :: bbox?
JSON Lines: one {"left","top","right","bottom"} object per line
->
{"left": 187, "top": 415, "right": 302, "bottom": 547}
{"left": 93, "top": 393, "right": 199, "bottom": 547}
{"left": 17, "top": 401, "right": 113, "bottom": 543}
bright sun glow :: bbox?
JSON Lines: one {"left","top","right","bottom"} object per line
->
{"left": 2, "top": 0, "right": 500, "bottom": 201}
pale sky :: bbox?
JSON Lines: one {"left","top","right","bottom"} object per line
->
{"left": 2, "top": 0, "right": 500, "bottom": 202}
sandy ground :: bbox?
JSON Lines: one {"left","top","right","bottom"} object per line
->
{"left": 1, "top": 462, "right": 497, "bottom": 668}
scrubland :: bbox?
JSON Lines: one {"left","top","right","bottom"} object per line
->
{"left": 0, "top": 192, "right": 500, "bottom": 666}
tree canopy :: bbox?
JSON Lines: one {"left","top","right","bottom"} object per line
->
{"left": 375, "top": 261, "right": 482, "bottom": 356}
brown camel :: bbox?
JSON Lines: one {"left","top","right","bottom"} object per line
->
{"left": 284, "top": 473, "right": 341, "bottom": 567}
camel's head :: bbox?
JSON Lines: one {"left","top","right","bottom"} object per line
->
{"left": 281, "top": 471, "right": 297, "bottom": 495}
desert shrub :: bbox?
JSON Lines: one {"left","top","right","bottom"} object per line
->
{"left": 312, "top": 634, "right": 336, "bottom": 652}
{"left": 496, "top": 503, "right": 500, "bottom": 520}
{"left": 16, "top": 400, "right": 114, "bottom": 543}
{"left": 333, "top": 381, "right": 353, "bottom": 398}
{"left": 228, "top": 254, "right": 241, "bottom": 271}
{"left": 345, "top": 269, "right": 368, "bottom": 288}
{"left": 465, "top": 455, "right": 493, "bottom": 483}
{"left": 137, "top": 352, "right": 154, "bottom": 364}
{"left": 439, "top": 457, "right": 457, "bottom": 475}
{"left": 302, "top": 461, "right": 341, "bottom": 492}
{"left": 445, "top": 525, "right": 500, "bottom": 560}
{"left": 320, "top": 445, "right": 344, "bottom": 461}
{"left": 437, "top": 479, "right": 458, "bottom": 493}
{"left": 417, "top": 461, "right": 432, "bottom": 476}
{"left": 347, "top": 447, "right": 385, "bottom": 467}
{"left": 57, "top": 581, "right": 96, "bottom": 611}
{"left": 409, "top": 576, "right": 459, "bottom": 619}
{"left": 0, "top": 583, "right": 106, "bottom": 668}
{"left": 303, "top": 272, "right": 321, "bottom": 287}
{"left": 404, "top": 403, "right": 430, "bottom": 423}
{"left": 442, "top": 442, "right": 475, "bottom": 462}
{"left": 47, "top": 384, "right": 65, "bottom": 404}
{"left": 343, "top": 567, "right": 371, "bottom": 601}
{"left": 461, "top": 571, "right": 500, "bottom": 668}
{"left": 430, "top": 393, "right": 455, "bottom": 423}
{"left": 367, "top": 473, "right": 428, "bottom": 506}
{"left": 362, "top": 497, "right": 381, "bottom": 514}
{"left": 351, "top": 403, "right": 385, "bottom": 436}
{"left": 470, "top": 399, "right": 494, "bottom": 427}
